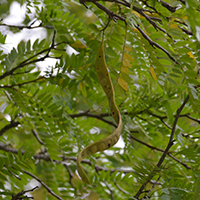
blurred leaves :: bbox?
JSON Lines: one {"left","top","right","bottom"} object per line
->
{"left": 0, "top": 0, "right": 200, "bottom": 199}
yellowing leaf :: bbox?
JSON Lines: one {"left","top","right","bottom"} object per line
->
{"left": 169, "top": 24, "right": 179, "bottom": 29}
{"left": 71, "top": 41, "right": 86, "bottom": 49}
{"left": 150, "top": 66, "right": 157, "bottom": 80}
{"left": 122, "top": 59, "right": 132, "bottom": 68}
{"left": 79, "top": 82, "right": 87, "bottom": 96}
{"left": 124, "top": 52, "right": 134, "bottom": 62}
{"left": 38, "top": 77, "right": 45, "bottom": 82}
{"left": 118, "top": 77, "right": 128, "bottom": 91}
{"left": 133, "top": 28, "right": 139, "bottom": 33}
{"left": 144, "top": 12, "right": 160, "bottom": 18}
{"left": 121, "top": 65, "right": 129, "bottom": 75}
{"left": 132, "top": 11, "right": 144, "bottom": 18}
{"left": 125, "top": 46, "right": 132, "bottom": 52}
{"left": 183, "top": 16, "right": 188, "bottom": 20}
{"left": 187, "top": 52, "right": 196, "bottom": 61}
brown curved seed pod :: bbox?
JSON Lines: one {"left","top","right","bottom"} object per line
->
{"left": 77, "top": 41, "right": 123, "bottom": 184}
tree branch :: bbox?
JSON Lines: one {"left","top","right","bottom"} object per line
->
{"left": 22, "top": 170, "right": 63, "bottom": 200}
{"left": 79, "top": 0, "right": 181, "bottom": 64}
{"left": 63, "top": 163, "right": 75, "bottom": 188}
{"left": 134, "top": 95, "right": 189, "bottom": 198}
{"left": 0, "top": 142, "right": 136, "bottom": 174}
{"left": 69, "top": 111, "right": 116, "bottom": 127}
{"left": 32, "top": 129, "right": 45, "bottom": 145}
{"left": 0, "top": 31, "right": 64, "bottom": 81}
{"left": 160, "top": 0, "right": 177, "bottom": 12}
{"left": 0, "top": 76, "right": 45, "bottom": 88}
{"left": 11, "top": 186, "right": 38, "bottom": 200}
{"left": 129, "top": 134, "right": 191, "bottom": 169}
{"left": 179, "top": 0, "right": 185, "bottom": 5}
{"left": 186, "top": 114, "right": 200, "bottom": 124}
{"left": 0, "top": 22, "right": 54, "bottom": 30}
{"left": 69, "top": 110, "right": 191, "bottom": 169}
{"left": 135, "top": 25, "right": 179, "bottom": 64}
{"left": 93, "top": 1, "right": 126, "bottom": 22}
{"left": 104, "top": 181, "right": 114, "bottom": 200}
{"left": 147, "top": 111, "right": 200, "bottom": 125}
{"left": 0, "top": 120, "right": 20, "bottom": 136}
{"left": 114, "top": 182, "right": 130, "bottom": 194}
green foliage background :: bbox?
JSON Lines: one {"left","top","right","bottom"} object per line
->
{"left": 0, "top": 0, "right": 200, "bottom": 199}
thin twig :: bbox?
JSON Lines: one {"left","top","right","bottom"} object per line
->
{"left": 93, "top": 1, "right": 126, "bottom": 23}
{"left": 69, "top": 111, "right": 117, "bottom": 127}
{"left": 63, "top": 163, "right": 75, "bottom": 187}
{"left": 0, "top": 22, "right": 54, "bottom": 30}
{"left": 134, "top": 95, "right": 189, "bottom": 198}
{"left": 129, "top": 134, "right": 191, "bottom": 169}
{"left": 22, "top": 170, "right": 63, "bottom": 200}
{"left": 148, "top": 111, "right": 200, "bottom": 125}
{"left": 114, "top": 182, "right": 130, "bottom": 194}
{"left": 104, "top": 181, "right": 114, "bottom": 200}
{"left": 32, "top": 129, "right": 45, "bottom": 145}
{"left": 147, "top": 175, "right": 161, "bottom": 197}
{"left": 179, "top": 0, "right": 185, "bottom": 5}
{"left": 136, "top": 25, "right": 179, "bottom": 64}
{"left": 0, "top": 121, "right": 20, "bottom": 136}
{"left": 186, "top": 114, "right": 200, "bottom": 124}
{"left": 0, "top": 142, "right": 137, "bottom": 174}
{"left": 11, "top": 186, "right": 38, "bottom": 200}
{"left": 160, "top": 0, "right": 177, "bottom": 12}
{"left": 0, "top": 32, "right": 64, "bottom": 81}
{"left": 0, "top": 76, "right": 45, "bottom": 88}
{"left": 6, "top": 166, "right": 21, "bottom": 180}
{"left": 70, "top": 110, "right": 191, "bottom": 169}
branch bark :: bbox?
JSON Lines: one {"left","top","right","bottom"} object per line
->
{"left": 134, "top": 95, "right": 189, "bottom": 199}
{"left": 11, "top": 186, "right": 38, "bottom": 200}
{"left": 22, "top": 170, "right": 63, "bottom": 200}
{"left": 0, "top": 121, "right": 20, "bottom": 136}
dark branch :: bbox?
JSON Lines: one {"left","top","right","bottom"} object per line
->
{"left": 0, "top": 22, "right": 54, "bottom": 30}
{"left": 186, "top": 114, "right": 200, "bottom": 124}
{"left": 0, "top": 142, "right": 51, "bottom": 161}
{"left": 11, "top": 186, "right": 38, "bottom": 200}
{"left": 63, "top": 163, "right": 75, "bottom": 187}
{"left": 147, "top": 111, "right": 200, "bottom": 125}
{"left": 129, "top": 134, "right": 191, "bottom": 169}
{"left": 32, "top": 129, "right": 45, "bottom": 145}
{"left": 79, "top": 0, "right": 183, "bottom": 64}
{"left": 0, "top": 121, "right": 20, "bottom": 136}
{"left": 179, "top": 0, "right": 185, "bottom": 5}
{"left": 136, "top": 25, "right": 180, "bottom": 64}
{"left": 134, "top": 95, "right": 189, "bottom": 198}
{"left": 140, "top": 0, "right": 159, "bottom": 13}
{"left": 178, "top": 26, "right": 193, "bottom": 35}
{"left": 115, "top": 182, "right": 131, "bottom": 194}
{"left": 62, "top": 155, "right": 137, "bottom": 174}
{"left": 0, "top": 77, "right": 45, "bottom": 88}
{"left": 0, "top": 32, "right": 64, "bottom": 81}
{"left": 69, "top": 110, "right": 191, "bottom": 169}
{"left": 93, "top": 1, "right": 126, "bottom": 22}
{"left": 0, "top": 142, "right": 136, "bottom": 174}
{"left": 69, "top": 111, "right": 116, "bottom": 127}
{"left": 104, "top": 181, "right": 114, "bottom": 200}
{"left": 160, "top": 0, "right": 177, "bottom": 12}
{"left": 22, "top": 170, "right": 63, "bottom": 200}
